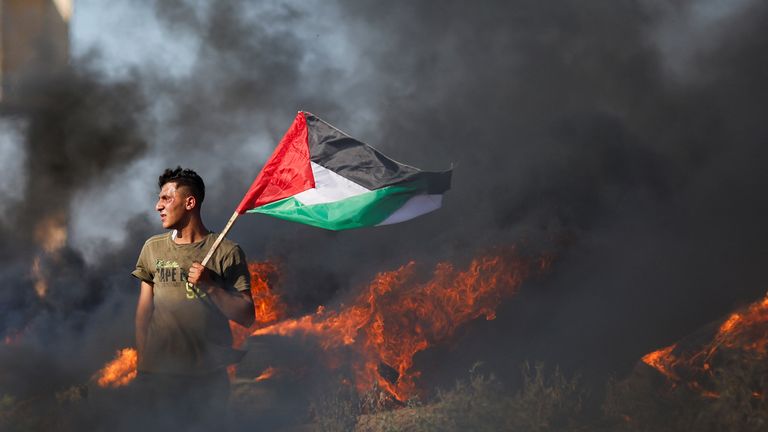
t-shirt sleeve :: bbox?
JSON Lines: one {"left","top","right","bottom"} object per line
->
{"left": 222, "top": 246, "right": 251, "bottom": 292}
{"left": 131, "top": 242, "right": 154, "bottom": 284}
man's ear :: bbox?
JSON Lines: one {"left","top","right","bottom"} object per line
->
{"left": 185, "top": 195, "right": 197, "bottom": 210}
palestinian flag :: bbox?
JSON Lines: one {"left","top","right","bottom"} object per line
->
{"left": 235, "top": 111, "right": 452, "bottom": 230}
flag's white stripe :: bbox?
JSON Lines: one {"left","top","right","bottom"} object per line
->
{"left": 376, "top": 194, "right": 443, "bottom": 226}
{"left": 293, "top": 162, "right": 371, "bottom": 205}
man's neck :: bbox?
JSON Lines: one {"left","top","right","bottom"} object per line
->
{"left": 172, "top": 217, "right": 209, "bottom": 244}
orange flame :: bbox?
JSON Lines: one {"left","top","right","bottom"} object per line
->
{"left": 29, "top": 213, "right": 68, "bottom": 300}
{"left": 641, "top": 294, "right": 768, "bottom": 395}
{"left": 254, "top": 250, "right": 532, "bottom": 401}
{"left": 95, "top": 262, "right": 289, "bottom": 385}
{"left": 641, "top": 344, "right": 679, "bottom": 381}
{"left": 94, "top": 348, "right": 138, "bottom": 388}
{"left": 228, "top": 261, "right": 288, "bottom": 380}
{"left": 255, "top": 366, "right": 278, "bottom": 382}
{"left": 34, "top": 213, "right": 67, "bottom": 254}
{"left": 31, "top": 256, "right": 48, "bottom": 299}
{"left": 229, "top": 261, "right": 288, "bottom": 349}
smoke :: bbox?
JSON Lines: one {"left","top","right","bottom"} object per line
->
{"left": 320, "top": 0, "right": 768, "bottom": 381}
{"left": 0, "top": 38, "right": 150, "bottom": 410}
{"left": 2, "top": 0, "right": 768, "bottom": 428}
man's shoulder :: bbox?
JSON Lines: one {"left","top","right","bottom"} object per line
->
{"left": 214, "top": 235, "right": 244, "bottom": 256}
{"left": 141, "top": 232, "right": 169, "bottom": 249}
{"left": 208, "top": 235, "right": 247, "bottom": 266}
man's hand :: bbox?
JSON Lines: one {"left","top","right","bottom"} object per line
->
{"left": 188, "top": 262, "right": 255, "bottom": 326}
{"left": 188, "top": 262, "right": 213, "bottom": 292}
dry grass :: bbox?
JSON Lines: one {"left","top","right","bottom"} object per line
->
{"left": 2, "top": 351, "right": 768, "bottom": 431}
{"left": 310, "top": 351, "right": 768, "bottom": 432}
{"left": 603, "top": 350, "right": 768, "bottom": 432}
{"left": 351, "top": 362, "right": 586, "bottom": 432}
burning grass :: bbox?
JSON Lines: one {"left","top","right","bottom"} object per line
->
{"left": 9, "top": 257, "right": 768, "bottom": 431}
{"left": 603, "top": 350, "right": 768, "bottom": 432}
{"left": 230, "top": 261, "right": 288, "bottom": 349}
{"left": 639, "top": 294, "right": 768, "bottom": 400}
{"left": 93, "top": 348, "right": 138, "bottom": 388}
{"left": 603, "top": 292, "right": 768, "bottom": 432}
{"left": 253, "top": 249, "right": 535, "bottom": 401}
{"left": 3, "top": 347, "right": 768, "bottom": 431}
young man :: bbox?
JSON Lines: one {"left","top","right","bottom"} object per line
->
{"left": 131, "top": 167, "right": 254, "bottom": 427}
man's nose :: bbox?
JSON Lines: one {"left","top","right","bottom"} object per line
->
{"left": 156, "top": 200, "right": 163, "bottom": 211}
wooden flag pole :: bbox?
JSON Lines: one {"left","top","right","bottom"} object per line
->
{"left": 201, "top": 210, "right": 241, "bottom": 267}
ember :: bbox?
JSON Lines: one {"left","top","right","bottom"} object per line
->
{"left": 94, "top": 348, "right": 138, "bottom": 388}
{"left": 254, "top": 250, "right": 535, "bottom": 401}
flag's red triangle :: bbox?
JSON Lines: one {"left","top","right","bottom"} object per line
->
{"left": 236, "top": 112, "right": 314, "bottom": 213}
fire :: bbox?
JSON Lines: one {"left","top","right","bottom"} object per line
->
{"left": 29, "top": 213, "right": 68, "bottom": 300}
{"left": 94, "top": 348, "right": 138, "bottom": 388}
{"left": 33, "top": 213, "right": 68, "bottom": 254}
{"left": 227, "top": 261, "right": 288, "bottom": 380}
{"left": 31, "top": 256, "right": 48, "bottom": 298}
{"left": 230, "top": 261, "right": 288, "bottom": 349}
{"left": 93, "top": 261, "right": 288, "bottom": 385}
{"left": 91, "top": 252, "right": 537, "bottom": 397}
{"left": 254, "top": 250, "right": 533, "bottom": 401}
{"left": 715, "top": 296, "right": 768, "bottom": 352}
{"left": 255, "top": 366, "right": 278, "bottom": 382}
{"left": 641, "top": 293, "right": 768, "bottom": 394}
{"left": 641, "top": 344, "right": 679, "bottom": 381}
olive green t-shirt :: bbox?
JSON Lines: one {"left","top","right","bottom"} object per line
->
{"left": 132, "top": 231, "right": 251, "bottom": 375}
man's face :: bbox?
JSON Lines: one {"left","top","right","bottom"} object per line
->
{"left": 156, "top": 182, "right": 191, "bottom": 230}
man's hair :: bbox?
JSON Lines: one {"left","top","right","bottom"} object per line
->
{"left": 158, "top": 167, "right": 205, "bottom": 204}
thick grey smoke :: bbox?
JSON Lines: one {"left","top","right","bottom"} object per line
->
{"left": 0, "top": 57, "right": 150, "bottom": 384}
{"left": 323, "top": 0, "right": 768, "bottom": 382}
{"left": 305, "top": 0, "right": 768, "bottom": 382}
{"left": 2, "top": 0, "right": 768, "bottom": 428}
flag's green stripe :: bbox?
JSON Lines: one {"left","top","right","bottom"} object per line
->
{"left": 245, "top": 182, "right": 425, "bottom": 230}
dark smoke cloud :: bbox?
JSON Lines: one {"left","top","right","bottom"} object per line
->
{"left": 322, "top": 0, "right": 768, "bottom": 381}
{"left": 17, "top": 65, "right": 148, "bottom": 232}
{"left": 0, "top": 53, "right": 150, "bottom": 399}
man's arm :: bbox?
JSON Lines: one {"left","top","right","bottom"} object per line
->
{"left": 135, "top": 281, "right": 154, "bottom": 357}
{"left": 188, "top": 262, "right": 255, "bottom": 327}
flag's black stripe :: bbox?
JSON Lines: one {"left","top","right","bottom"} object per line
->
{"left": 305, "top": 113, "right": 451, "bottom": 194}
